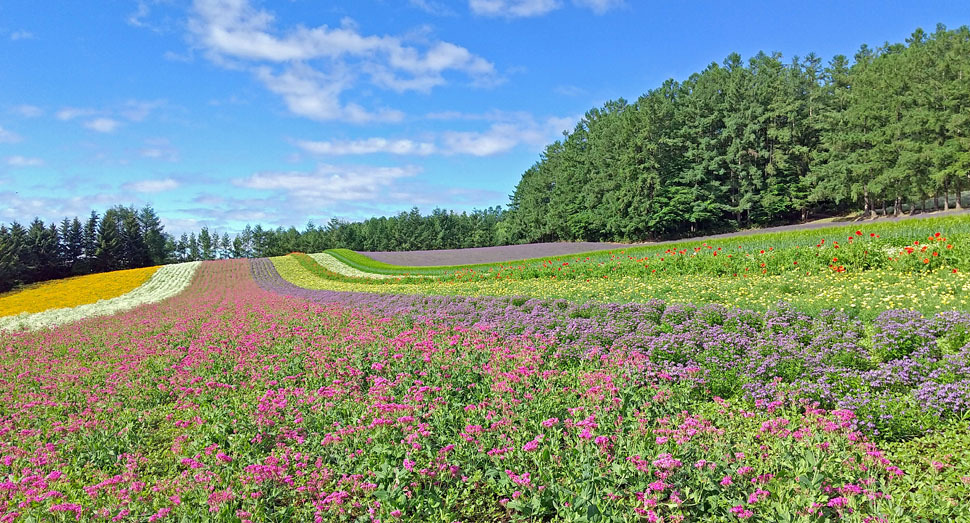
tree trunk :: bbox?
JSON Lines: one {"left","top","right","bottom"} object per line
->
{"left": 862, "top": 186, "right": 871, "bottom": 218}
{"left": 934, "top": 192, "right": 940, "bottom": 211}
{"left": 944, "top": 181, "right": 951, "bottom": 211}
{"left": 881, "top": 200, "right": 888, "bottom": 216}
{"left": 894, "top": 196, "right": 902, "bottom": 217}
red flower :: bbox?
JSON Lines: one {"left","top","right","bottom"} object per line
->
{"left": 923, "top": 258, "right": 930, "bottom": 264}
{"left": 856, "top": 230, "right": 862, "bottom": 236}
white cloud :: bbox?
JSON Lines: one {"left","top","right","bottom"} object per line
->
{"left": 56, "top": 107, "right": 96, "bottom": 121}
{"left": 297, "top": 113, "right": 574, "bottom": 158}
{"left": 121, "top": 99, "right": 165, "bottom": 121}
{"left": 469, "top": 0, "right": 561, "bottom": 17}
{"left": 440, "top": 115, "right": 574, "bottom": 156}
{"left": 127, "top": 1, "right": 152, "bottom": 27}
{"left": 408, "top": 0, "right": 455, "bottom": 15}
{"left": 0, "top": 190, "right": 122, "bottom": 224}
{"left": 572, "top": 0, "right": 624, "bottom": 13}
{"left": 0, "top": 126, "right": 21, "bottom": 143}
{"left": 139, "top": 138, "right": 180, "bottom": 162}
{"left": 297, "top": 138, "right": 436, "bottom": 156}
{"left": 9, "top": 30, "right": 34, "bottom": 41}
{"left": 255, "top": 64, "right": 403, "bottom": 123}
{"left": 188, "top": 0, "right": 497, "bottom": 122}
{"left": 84, "top": 118, "right": 122, "bottom": 133}
{"left": 5, "top": 156, "right": 44, "bottom": 167}
{"left": 11, "top": 105, "right": 43, "bottom": 118}
{"left": 234, "top": 163, "right": 420, "bottom": 202}
{"left": 123, "top": 178, "right": 180, "bottom": 193}
{"left": 468, "top": 0, "right": 621, "bottom": 17}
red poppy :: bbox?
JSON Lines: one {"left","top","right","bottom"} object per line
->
{"left": 923, "top": 258, "right": 930, "bottom": 264}
{"left": 856, "top": 230, "right": 862, "bottom": 236}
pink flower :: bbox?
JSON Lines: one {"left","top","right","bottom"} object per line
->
{"left": 720, "top": 475, "right": 733, "bottom": 486}
{"left": 731, "top": 505, "right": 754, "bottom": 519}
{"left": 828, "top": 496, "right": 850, "bottom": 508}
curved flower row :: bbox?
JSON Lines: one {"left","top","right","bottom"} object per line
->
{"left": 0, "top": 265, "right": 159, "bottom": 318}
{"left": 308, "top": 252, "right": 434, "bottom": 279}
{"left": 0, "top": 261, "right": 202, "bottom": 331}
{"left": 308, "top": 252, "right": 398, "bottom": 279}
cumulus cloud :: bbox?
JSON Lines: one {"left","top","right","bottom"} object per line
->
{"left": 0, "top": 190, "right": 122, "bottom": 224}
{"left": 122, "top": 178, "right": 180, "bottom": 193}
{"left": 439, "top": 114, "right": 574, "bottom": 156}
{"left": 255, "top": 64, "right": 403, "bottom": 123}
{"left": 84, "top": 118, "right": 122, "bottom": 133}
{"left": 234, "top": 163, "right": 420, "bottom": 202}
{"left": 0, "top": 126, "right": 21, "bottom": 143}
{"left": 5, "top": 156, "right": 44, "bottom": 167}
{"left": 297, "top": 112, "right": 574, "bottom": 158}
{"left": 187, "top": 0, "right": 497, "bottom": 122}
{"left": 296, "top": 138, "right": 436, "bottom": 156}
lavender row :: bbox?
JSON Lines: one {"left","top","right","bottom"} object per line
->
{"left": 250, "top": 258, "right": 970, "bottom": 439}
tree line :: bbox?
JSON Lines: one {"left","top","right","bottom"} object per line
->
{"left": 0, "top": 205, "right": 507, "bottom": 293}
{"left": 4, "top": 24, "right": 969, "bottom": 291}
{"left": 503, "top": 24, "right": 970, "bottom": 242}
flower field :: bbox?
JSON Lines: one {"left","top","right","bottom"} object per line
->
{"left": 2, "top": 217, "right": 970, "bottom": 521}
{"left": 0, "top": 262, "right": 201, "bottom": 332}
{"left": 0, "top": 266, "right": 159, "bottom": 318}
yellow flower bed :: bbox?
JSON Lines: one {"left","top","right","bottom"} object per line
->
{"left": 0, "top": 266, "right": 160, "bottom": 317}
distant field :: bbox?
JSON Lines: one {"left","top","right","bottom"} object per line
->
{"left": 359, "top": 241, "right": 634, "bottom": 266}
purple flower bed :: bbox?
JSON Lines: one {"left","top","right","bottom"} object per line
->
{"left": 251, "top": 259, "right": 970, "bottom": 440}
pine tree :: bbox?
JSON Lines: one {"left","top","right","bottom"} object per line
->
{"left": 96, "top": 210, "right": 122, "bottom": 272}
{"left": 138, "top": 205, "right": 168, "bottom": 265}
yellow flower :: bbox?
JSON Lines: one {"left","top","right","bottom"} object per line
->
{"left": 0, "top": 266, "right": 160, "bottom": 317}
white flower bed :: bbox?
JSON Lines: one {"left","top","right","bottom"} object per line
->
{"left": 0, "top": 261, "right": 202, "bottom": 331}
{"left": 308, "top": 252, "right": 419, "bottom": 279}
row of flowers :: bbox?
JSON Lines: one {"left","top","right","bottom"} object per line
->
{"left": 0, "top": 261, "right": 202, "bottom": 331}
{"left": 0, "top": 266, "right": 159, "bottom": 318}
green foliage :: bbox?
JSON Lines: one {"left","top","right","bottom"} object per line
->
{"left": 506, "top": 25, "right": 970, "bottom": 243}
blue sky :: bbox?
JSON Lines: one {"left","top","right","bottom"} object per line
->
{"left": 1, "top": 1, "right": 968, "bottom": 235}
